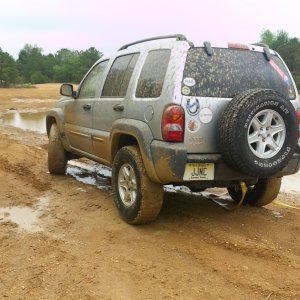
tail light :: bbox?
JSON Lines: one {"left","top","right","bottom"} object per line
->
{"left": 161, "top": 105, "right": 185, "bottom": 142}
{"left": 297, "top": 109, "right": 300, "bottom": 139}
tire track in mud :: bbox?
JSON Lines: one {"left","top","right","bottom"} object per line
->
{"left": 0, "top": 156, "right": 51, "bottom": 192}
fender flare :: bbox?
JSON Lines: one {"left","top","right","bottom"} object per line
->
{"left": 110, "top": 119, "right": 160, "bottom": 183}
{"left": 46, "top": 108, "right": 65, "bottom": 137}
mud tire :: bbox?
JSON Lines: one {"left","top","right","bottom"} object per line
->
{"left": 112, "top": 145, "right": 163, "bottom": 225}
{"left": 227, "top": 177, "right": 281, "bottom": 207}
{"left": 48, "top": 123, "right": 67, "bottom": 174}
{"left": 218, "top": 89, "right": 298, "bottom": 177}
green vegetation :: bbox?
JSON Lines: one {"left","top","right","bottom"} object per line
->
{"left": 260, "top": 30, "right": 300, "bottom": 90}
{"left": 1, "top": 31, "right": 299, "bottom": 91}
{"left": 0, "top": 45, "right": 102, "bottom": 87}
{"left": 0, "top": 49, "right": 18, "bottom": 87}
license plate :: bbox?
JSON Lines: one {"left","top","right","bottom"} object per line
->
{"left": 183, "top": 163, "right": 214, "bottom": 181}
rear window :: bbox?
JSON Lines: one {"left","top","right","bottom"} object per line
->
{"left": 182, "top": 48, "right": 296, "bottom": 100}
{"left": 136, "top": 49, "right": 171, "bottom": 98}
{"left": 102, "top": 53, "right": 139, "bottom": 97}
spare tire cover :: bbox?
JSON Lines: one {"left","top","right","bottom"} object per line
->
{"left": 218, "top": 89, "right": 298, "bottom": 177}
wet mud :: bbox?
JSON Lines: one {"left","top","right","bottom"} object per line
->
{"left": 0, "top": 84, "right": 299, "bottom": 299}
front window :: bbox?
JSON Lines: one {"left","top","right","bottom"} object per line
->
{"left": 182, "top": 48, "right": 296, "bottom": 100}
{"left": 78, "top": 60, "right": 108, "bottom": 98}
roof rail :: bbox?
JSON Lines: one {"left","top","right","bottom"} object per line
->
{"left": 251, "top": 42, "right": 269, "bottom": 48}
{"left": 118, "top": 34, "right": 188, "bottom": 51}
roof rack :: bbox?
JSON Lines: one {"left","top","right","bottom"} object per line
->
{"left": 251, "top": 42, "right": 269, "bottom": 48}
{"left": 118, "top": 34, "right": 188, "bottom": 51}
{"left": 203, "top": 41, "right": 213, "bottom": 56}
{"left": 251, "top": 42, "right": 272, "bottom": 61}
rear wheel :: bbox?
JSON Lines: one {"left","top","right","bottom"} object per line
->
{"left": 227, "top": 177, "right": 282, "bottom": 207}
{"left": 48, "top": 123, "right": 67, "bottom": 174}
{"left": 112, "top": 145, "right": 163, "bottom": 224}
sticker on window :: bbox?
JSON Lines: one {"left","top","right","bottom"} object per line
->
{"left": 183, "top": 77, "right": 196, "bottom": 87}
{"left": 182, "top": 86, "right": 190, "bottom": 95}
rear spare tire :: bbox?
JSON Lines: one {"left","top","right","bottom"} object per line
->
{"left": 218, "top": 89, "right": 298, "bottom": 177}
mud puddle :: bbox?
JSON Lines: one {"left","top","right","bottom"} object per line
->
{"left": 66, "top": 161, "right": 236, "bottom": 209}
{"left": 0, "top": 111, "right": 46, "bottom": 133}
{"left": 66, "top": 161, "right": 232, "bottom": 202}
{"left": 281, "top": 172, "right": 300, "bottom": 194}
{"left": 66, "top": 159, "right": 300, "bottom": 211}
{"left": 11, "top": 98, "right": 57, "bottom": 104}
{"left": 67, "top": 160, "right": 112, "bottom": 191}
{"left": 0, "top": 197, "right": 48, "bottom": 232}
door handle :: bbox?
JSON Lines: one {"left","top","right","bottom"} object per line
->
{"left": 113, "top": 104, "right": 124, "bottom": 111}
{"left": 83, "top": 104, "right": 91, "bottom": 110}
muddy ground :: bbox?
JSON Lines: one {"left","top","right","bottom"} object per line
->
{"left": 0, "top": 84, "right": 299, "bottom": 299}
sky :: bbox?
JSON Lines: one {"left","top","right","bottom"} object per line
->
{"left": 0, "top": 0, "right": 299, "bottom": 58}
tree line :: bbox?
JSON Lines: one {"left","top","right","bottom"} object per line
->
{"left": 0, "top": 44, "right": 103, "bottom": 86}
{"left": 260, "top": 29, "right": 300, "bottom": 90}
{"left": 0, "top": 30, "right": 299, "bottom": 89}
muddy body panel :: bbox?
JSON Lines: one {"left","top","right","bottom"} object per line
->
{"left": 48, "top": 34, "right": 300, "bottom": 223}
{"left": 150, "top": 141, "right": 300, "bottom": 184}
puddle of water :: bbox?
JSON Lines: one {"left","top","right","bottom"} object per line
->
{"left": 0, "top": 196, "right": 49, "bottom": 232}
{"left": 11, "top": 98, "right": 56, "bottom": 103}
{"left": 66, "top": 159, "right": 300, "bottom": 210}
{"left": 0, "top": 111, "right": 46, "bottom": 133}
{"left": 67, "top": 162, "right": 234, "bottom": 209}
{"left": 67, "top": 160, "right": 112, "bottom": 191}
{"left": 281, "top": 172, "right": 300, "bottom": 194}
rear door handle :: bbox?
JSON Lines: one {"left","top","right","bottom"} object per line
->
{"left": 113, "top": 104, "right": 124, "bottom": 111}
{"left": 83, "top": 104, "right": 92, "bottom": 110}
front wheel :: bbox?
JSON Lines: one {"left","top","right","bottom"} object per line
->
{"left": 112, "top": 146, "right": 163, "bottom": 224}
{"left": 227, "top": 177, "right": 282, "bottom": 207}
{"left": 48, "top": 123, "right": 67, "bottom": 174}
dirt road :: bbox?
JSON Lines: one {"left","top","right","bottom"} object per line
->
{"left": 0, "top": 84, "right": 299, "bottom": 299}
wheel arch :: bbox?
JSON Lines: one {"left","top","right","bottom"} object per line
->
{"left": 110, "top": 119, "right": 160, "bottom": 183}
{"left": 46, "top": 108, "right": 65, "bottom": 137}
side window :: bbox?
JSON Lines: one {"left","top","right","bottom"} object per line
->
{"left": 102, "top": 53, "right": 139, "bottom": 97}
{"left": 78, "top": 60, "right": 108, "bottom": 98}
{"left": 136, "top": 49, "right": 171, "bottom": 98}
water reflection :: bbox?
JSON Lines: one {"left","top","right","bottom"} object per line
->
{"left": 0, "top": 197, "right": 49, "bottom": 232}
{"left": 67, "top": 160, "right": 112, "bottom": 191}
{"left": 0, "top": 111, "right": 46, "bottom": 133}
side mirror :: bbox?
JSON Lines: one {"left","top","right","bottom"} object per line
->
{"left": 60, "top": 83, "right": 75, "bottom": 97}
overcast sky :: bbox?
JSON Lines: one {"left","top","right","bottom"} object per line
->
{"left": 0, "top": 0, "right": 299, "bottom": 58}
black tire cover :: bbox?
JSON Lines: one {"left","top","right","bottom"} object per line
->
{"left": 218, "top": 89, "right": 298, "bottom": 177}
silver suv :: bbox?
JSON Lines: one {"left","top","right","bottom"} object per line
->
{"left": 46, "top": 34, "right": 300, "bottom": 224}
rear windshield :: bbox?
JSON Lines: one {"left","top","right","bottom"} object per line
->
{"left": 182, "top": 48, "right": 296, "bottom": 100}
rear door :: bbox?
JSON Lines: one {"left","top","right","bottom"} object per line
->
{"left": 64, "top": 60, "right": 108, "bottom": 154}
{"left": 92, "top": 53, "right": 140, "bottom": 162}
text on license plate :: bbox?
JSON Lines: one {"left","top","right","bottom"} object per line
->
{"left": 183, "top": 163, "right": 214, "bottom": 181}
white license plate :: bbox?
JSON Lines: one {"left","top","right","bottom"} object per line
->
{"left": 183, "top": 163, "right": 214, "bottom": 181}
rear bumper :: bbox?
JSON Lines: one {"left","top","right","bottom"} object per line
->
{"left": 150, "top": 141, "right": 300, "bottom": 184}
